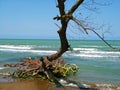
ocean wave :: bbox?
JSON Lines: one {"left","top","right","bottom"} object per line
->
{"left": 59, "top": 79, "right": 120, "bottom": 90}
{"left": 73, "top": 48, "right": 96, "bottom": 51}
{"left": 68, "top": 48, "right": 120, "bottom": 58}
{"left": 79, "top": 45, "right": 104, "bottom": 48}
{"left": 0, "top": 67, "right": 6, "bottom": 70}
{"left": 0, "top": 45, "right": 57, "bottom": 51}
{"left": 0, "top": 48, "right": 57, "bottom": 55}
{"left": 70, "top": 53, "right": 120, "bottom": 58}
{"left": 0, "top": 67, "right": 3, "bottom": 70}
{"left": 0, "top": 45, "right": 57, "bottom": 55}
{"left": 0, "top": 45, "right": 120, "bottom": 58}
{"left": 73, "top": 48, "right": 120, "bottom": 53}
{"left": 0, "top": 45, "right": 31, "bottom": 50}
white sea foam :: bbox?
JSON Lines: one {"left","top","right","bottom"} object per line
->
{"left": 0, "top": 45, "right": 120, "bottom": 58}
{"left": 65, "top": 83, "right": 78, "bottom": 87}
{"left": 0, "top": 67, "right": 5, "bottom": 70}
{"left": 79, "top": 45, "right": 104, "bottom": 48}
{"left": 0, "top": 48, "right": 57, "bottom": 55}
{"left": 0, "top": 67, "right": 3, "bottom": 70}
{"left": 0, "top": 45, "right": 57, "bottom": 55}
{"left": 68, "top": 48, "right": 120, "bottom": 58}
{"left": 73, "top": 48, "right": 96, "bottom": 51}
{"left": 72, "top": 54, "right": 104, "bottom": 57}
{"left": 71, "top": 53, "right": 120, "bottom": 58}
{"left": 59, "top": 79, "right": 78, "bottom": 88}
{"left": 59, "top": 79, "right": 67, "bottom": 84}
{"left": 0, "top": 45, "right": 31, "bottom": 50}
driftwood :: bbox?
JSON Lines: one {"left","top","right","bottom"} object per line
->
{"left": 4, "top": 57, "right": 79, "bottom": 82}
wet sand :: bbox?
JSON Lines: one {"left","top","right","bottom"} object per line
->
{"left": 0, "top": 79, "right": 53, "bottom": 90}
{"left": 0, "top": 76, "right": 120, "bottom": 90}
{"left": 0, "top": 77, "right": 80, "bottom": 90}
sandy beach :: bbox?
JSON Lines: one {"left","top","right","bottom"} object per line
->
{"left": 0, "top": 76, "right": 81, "bottom": 90}
{"left": 0, "top": 76, "right": 120, "bottom": 90}
{"left": 0, "top": 78, "right": 52, "bottom": 90}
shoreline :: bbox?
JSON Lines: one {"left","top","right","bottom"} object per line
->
{"left": 0, "top": 76, "right": 120, "bottom": 90}
{"left": 0, "top": 76, "right": 62, "bottom": 90}
{"left": 0, "top": 76, "right": 80, "bottom": 90}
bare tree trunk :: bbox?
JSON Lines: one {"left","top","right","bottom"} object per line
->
{"left": 47, "top": 0, "right": 84, "bottom": 61}
{"left": 47, "top": 22, "right": 69, "bottom": 61}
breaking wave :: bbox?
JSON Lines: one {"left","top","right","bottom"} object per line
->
{"left": 0, "top": 45, "right": 31, "bottom": 50}
{"left": 67, "top": 48, "right": 120, "bottom": 58}
{"left": 0, "top": 45, "right": 56, "bottom": 55}
{"left": 0, "top": 45, "right": 120, "bottom": 58}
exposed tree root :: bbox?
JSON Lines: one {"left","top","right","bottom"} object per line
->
{"left": 4, "top": 57, "right": 79, "bottom": 87}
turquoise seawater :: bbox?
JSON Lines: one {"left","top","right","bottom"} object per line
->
{"left": 0, "top": 39, "right": 120, "bottom": 84}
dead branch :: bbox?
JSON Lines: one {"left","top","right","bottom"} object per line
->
{"left": 72, "top": 17, "right": 89, "bottom": 34}
{"left": 72, "top": 17, "right": 120, "bottom": 51}
{"left": 68, "top": 0, "right": 84, "bottom": 14}
{"left": 89, "top": 29, "right": 120, "bottom": 50}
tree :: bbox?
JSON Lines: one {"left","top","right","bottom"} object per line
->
{"left": 48, "top": 0, "right": 119, "bottom": 60}
{"left": 4, "top": 0, "right": 119, "bottom": 87}
{"left": 47, "top": 0, "right": 84, "bottom": 60}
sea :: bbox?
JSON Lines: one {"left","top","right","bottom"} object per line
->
{"left": 0, "top": 39, "right": 120, "bottom": 85}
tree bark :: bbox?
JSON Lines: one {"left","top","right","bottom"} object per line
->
{"left": 47, "top": 0, "right": 84, "bottom": 61}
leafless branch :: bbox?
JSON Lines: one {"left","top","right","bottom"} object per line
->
{"left": 68, "top": 0, "right": 84, "bottom": 14}
{"left": 72, "top": 17, "right": 120, "bottom": 51}
{"left": 72, "top": 17, "right": 90, "bottom": 34}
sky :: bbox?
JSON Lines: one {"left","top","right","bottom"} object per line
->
{"left": 0, "top": 0, "right": 120, "bottom": 40}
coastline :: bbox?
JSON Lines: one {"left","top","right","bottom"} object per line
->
{"left": 0, "top": 76, "right": 80, "bottom": 90}
{"left": 0, "top": 76, "right": 61, "bottom": 90}
{"left": 0, "top": 76, "right": 120, "bottom": 90}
